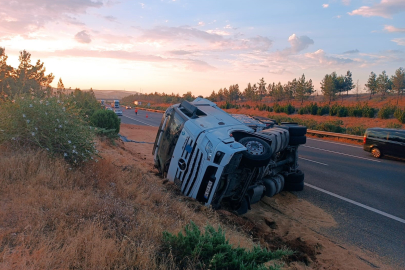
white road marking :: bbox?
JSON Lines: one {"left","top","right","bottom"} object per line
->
{"left": 300, "top": 157, "right": 328, "bottom": 166}
{"left": 305, "top": 183, "right": 405, "bottom": 224}
{"left": 122, "top": 114, "right": 156, "bottom": 127}
{"left": 307, "top": 137, "right": 362, "bottom": 148}
{"left": 302, "top": 145, "right": 381, "bottom": 163}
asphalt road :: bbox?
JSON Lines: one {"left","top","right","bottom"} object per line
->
{"left": 114, "top": 106, "right": 405, "bottom": 267}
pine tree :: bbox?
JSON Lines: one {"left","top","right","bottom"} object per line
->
{"left": 376, "top": 71, "right": 391, "bottom": 98}
{"left": 321, "top": 74, "right": 336, "bottom": 104}
{"left": 391, "top": 67, "right": 405, "bottom": 104}
{"left": 365, "top": 72, "right": 378, "bottom": 99}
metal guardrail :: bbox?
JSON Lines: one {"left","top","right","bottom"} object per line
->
{"left": 307, "top": 129, "right": 363, "bottom": 141}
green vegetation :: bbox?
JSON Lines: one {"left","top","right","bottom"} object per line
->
{"left": 91, "top": 109, "right": 121, "bottom": 134}
{"left": 0, "top": 47, "right": 118, "bottom": 164}
{"left": 268, "top": 114, "right": 367, "bottom": 136}
{"left": 0, "top": 96, "right": 97, "bottom": 165}
{"left": 162, "top": 222, "right": 291, "bottom": 270}
{"left": 394, "top": 108, "right": 405, "bottom": 124}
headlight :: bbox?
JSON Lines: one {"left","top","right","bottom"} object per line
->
{"left": 205, "top": 141, "right": 213, "bottom": 161}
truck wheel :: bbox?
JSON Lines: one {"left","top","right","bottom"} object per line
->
{"left": 289, "top": 136, "right": 306, "bottom": 146}
{"left": 238, "top": 137, "right": 272, "bottom": 167}
{"left": 263, "top": 177, "right": 277, "bottom": 197}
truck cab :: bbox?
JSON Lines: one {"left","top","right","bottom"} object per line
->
{"left": 153, "top": 98, "right": 307, "bottom": 214}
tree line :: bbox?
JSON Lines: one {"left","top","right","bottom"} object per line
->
{"left": 364, "top": 69, "right": 405, "bottom": 102}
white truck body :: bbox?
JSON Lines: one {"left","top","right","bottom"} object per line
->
{"left": 153, "top": 98, "right": 306, "bottom": 214}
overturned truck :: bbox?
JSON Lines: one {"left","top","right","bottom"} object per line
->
{"left": 153, "top": 98, "right": 307, "bottom": 214}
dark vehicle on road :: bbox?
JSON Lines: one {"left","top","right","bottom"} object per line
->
{"left": 363, "top": 128, "right": 405, "bottom": 159}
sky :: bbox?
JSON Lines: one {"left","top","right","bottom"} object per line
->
{"left": 0, "top": 0, "right": 404, "bottom": 96}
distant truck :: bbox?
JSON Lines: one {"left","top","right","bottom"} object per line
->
{"left": 152, "top": 98, "right": 307, "bottom": 214}
{"left": 134, "top": 101, "right": 142, "bottom": 105}
{"left": 114, "top": 100, "right": 120, "bottom": 108}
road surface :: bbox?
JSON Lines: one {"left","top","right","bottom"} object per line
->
{"left": 115, "top": 106, "right": 405, "bottom": 267}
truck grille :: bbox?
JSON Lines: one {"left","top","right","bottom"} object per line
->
{"left": 175, "top": 138, "right": 204, "bottom": 196}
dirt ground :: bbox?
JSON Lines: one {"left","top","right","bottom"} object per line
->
{"left": 118, "top": 123, "right": 397, "bottom": 270}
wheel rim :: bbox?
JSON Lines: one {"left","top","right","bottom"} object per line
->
{"left": 245, "top": 141, "right": 264, "bottom": 155}
{"left": 372, "top": 148, "right": 381, "bottom": 158}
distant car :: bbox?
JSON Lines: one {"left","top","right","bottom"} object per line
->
{"left": 363, "top": 128, "right": 405, "bottom": 159}
{"left": 114, "top": 109, "right": 123, "bottom": 116}
{"left": 126, "top": 106, "right": 132, "bottom": 109}
{"left": 106, "top": 107, "right": 113, "bottom": 111}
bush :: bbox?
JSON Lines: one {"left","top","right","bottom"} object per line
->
{"left": 394, "top": 108, "right": 405, "bottom": 124}
{"left": 378, "top": 104, "right": 396, "bottom": 119}
{"left": 284, "top": 104, "right": 295, "bottom": 115}
{"left": 0, "top": 96, "right": 97, "bottom": 165}
{"left": 162, "top": 222, "right": 291, "bottom": 270}
{"left": 90, "top": 109, "right": 121, "bottom": 133}
{"left": 317, "top": 105, "right": 330, "bottom": 116}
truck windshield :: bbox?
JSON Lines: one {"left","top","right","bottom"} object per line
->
{"left": 157, "top": 110, "right": 186, "bottom": 173}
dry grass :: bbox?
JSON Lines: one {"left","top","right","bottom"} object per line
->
{"left": 0, "top": 143, "right": 255, "bottom": 270}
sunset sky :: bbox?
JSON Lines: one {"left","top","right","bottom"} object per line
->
{"left": 1, "top": 0, "right": 404, "bottom": 96}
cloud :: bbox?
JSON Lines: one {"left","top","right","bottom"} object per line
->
{"left": 103, "top": 15, "right": 117, "bottom": 22}
{"left": 247, "top": 36, "right": 273, "bottom": 51}
{"left": 37, "top": 48, "right": 215, "bottom": 72}
{"left": 384, "top": 25, "right": 405, "bottom": 33}
{"left": 343, "top": 49, "right": 359, "bottom": 54}
{"left": 348, "top": 0, "right": 405, "bottom": 18}
{"left": 198, "top": 21, "right": 205, "bottom": 26}
{"left": 75, "top": 31, "right": 92, "bottom": 43}
{"left": 342, "top": 0, "right": 351, "bottom": 6}
{"left": 168, "top": 50, "right": 195, "bottom": 55}
{"left": 268, "top": 68, "right": 293, "bottom": 75}
{"left": 322, "top": 4, "right": 329, "bottom": 8}
{"left": 0, "top": 0, "right": 105, "bottom": 36}
{"left": 206, "top": 29, "right": 231, "bottom": 36}
{"left": 305, "top": 49, "right": 354, "bottom": 65}
{"left": 392, "top": 38, "right": 405, "bottom": 46}
{"left": 138, "top": 26, "right": 224, "bottom": 43}
{"left": 287, "top": 34, "right": 314, "bottom": 53}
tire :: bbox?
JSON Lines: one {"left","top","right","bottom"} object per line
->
{"left": 289, "top": 136, "right": 306, "bottom": 146}
{"left": 283, "top": 180, "right": 304, "bottom": 191}
{"left": 371, "top": 147, "right": 382, "bottom": 158}
{"left": 239, "top": 137, "right": 272, "bottom": 167}
{"left": 272, "top": 174, "right": 284, "bottom": 193}
{"left": 263, "top": 177, "right": 277, "bottom": 197}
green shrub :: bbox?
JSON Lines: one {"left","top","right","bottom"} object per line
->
{"left": 0, "top": 96, "right": 96, "bottom": 165}
{"left": 317, "top": 105, "right": 329, "bottom": 116}
{"left": 378, "top": 104, "right": 396, "bottom": 119}
{"left": 162, "top": 222, "right": 291, "bottom": 270}
{"left": 386, "top": 122, "right": 402, "bottom": 128}
{"left": 346, "top": 125, "right": 367, "bottom": 136}
{"left": 90, "top": 109, "right": 121, "bottom": 133}
{"left": 283, "top": 104, "right": 295, "bottom": 115}
{"left": 394, "top": 108, "right": 405, "bottom": 124}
